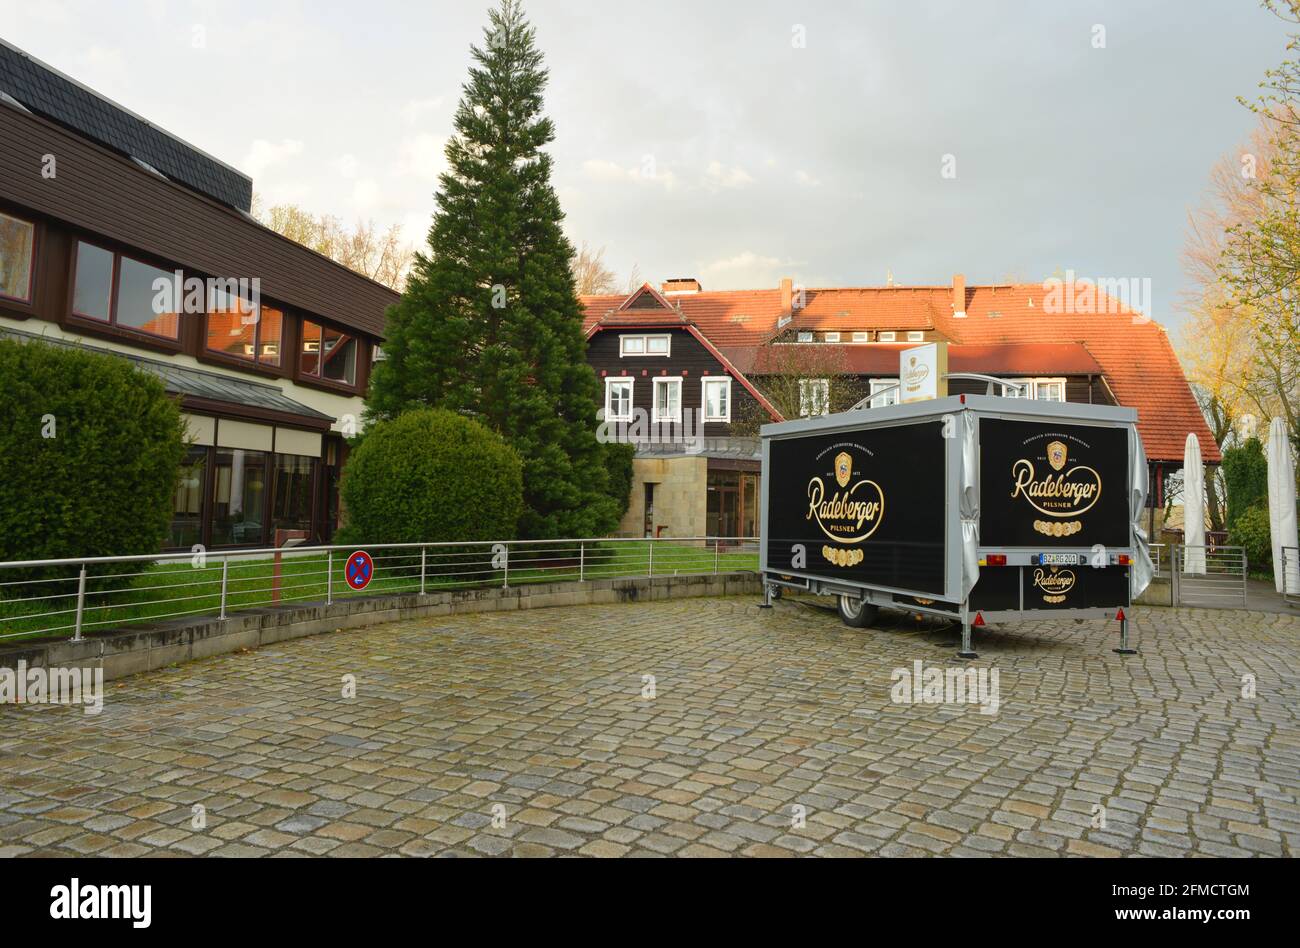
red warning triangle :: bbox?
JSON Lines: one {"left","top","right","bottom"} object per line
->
{"left": 972, "top": 612, "right": 985, "bottom": 627}
{"left": 1115, "top": 608, "right": 1126, "bottom": 621}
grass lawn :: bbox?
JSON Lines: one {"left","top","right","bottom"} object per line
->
{"left": 0, "top": 540, "right": 758, "bottom": 644}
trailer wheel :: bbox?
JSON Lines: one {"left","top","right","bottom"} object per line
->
{"left": 837, "top": 595, "right": 878, "bottom": 628}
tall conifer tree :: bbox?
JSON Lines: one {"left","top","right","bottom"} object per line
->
{"left": 368, "top": 0, "right": 620, "bottom": 538}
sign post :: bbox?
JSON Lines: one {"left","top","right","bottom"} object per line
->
{"left": 899, "top": 342, "right": 948, "bottom": 403}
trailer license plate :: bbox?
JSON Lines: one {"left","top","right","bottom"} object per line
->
{"left": 1039, "top": 553, "right": 1077, "bottom": 565}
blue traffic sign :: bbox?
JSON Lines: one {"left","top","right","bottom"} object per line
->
{"left": 346, "top": 550, "right": 374, "bottom": 590}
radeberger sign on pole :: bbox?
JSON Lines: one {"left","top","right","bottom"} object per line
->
{"left": 899, "top": 342, "right": 948, "bottom": 403}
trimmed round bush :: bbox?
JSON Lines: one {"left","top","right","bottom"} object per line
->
{"left": 0, "top": 339, "right": 187, "bottom": 590}
{"left": 337, "top": 408, "right": 523, "bottom": 545}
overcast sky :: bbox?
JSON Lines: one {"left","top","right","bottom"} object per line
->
{"left": 0, "top": 1, "right": 1285, "bottom": 333}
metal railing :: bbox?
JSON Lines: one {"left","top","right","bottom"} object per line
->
{"left": 1171, "top": 544, "right": 1248, "bottom": 609}
{"left": 0, "top": 536, "right": 760, "bottom": 643}
{"left": 1282, "top": 547, "right": 1300, "bottom": 607}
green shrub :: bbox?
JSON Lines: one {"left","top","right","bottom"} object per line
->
{"left": 0, "top": 339, "right": 187, "bottom": 591}
{"left": 1222, "top": 437, "right": 1269, "bottom": 532}
{"left": 602, "top": 441, "right": 635, "bottom": 520}
{"left": 337, "top": 408, "right": 523, "bottom": 545}
{"left": 1229, "top": 502, "right": 1273, "bottom": 575}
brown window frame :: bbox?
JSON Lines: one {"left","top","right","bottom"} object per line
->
{"left": 68, "top": 240, "right": 183, "bottom": 344}
{"left": 0, "top": 209, "right": 38, "bottom": 307}
{"left": 297, "top": 317, "right": 362, "bottom": 393}
{"left": 204, "top": 296, "right": 285, "bottom": 369}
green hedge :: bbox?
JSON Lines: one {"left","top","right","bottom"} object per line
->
{"left": 1229, "top": 503, "right": 1273, "bottom": 574}
{"left": 0, "top": 339, "right": 187, "bottom": 591}
{"left": 337, "top": 408, "right": 523, "bottom": 545}
{"left": 1222, "top": 437, "right": 1269, "bottom": 532}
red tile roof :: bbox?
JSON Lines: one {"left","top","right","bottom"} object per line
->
{"left": 580, "top": 282, "right": 1217, "bottom": 463}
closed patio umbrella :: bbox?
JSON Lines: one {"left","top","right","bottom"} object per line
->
{"left": 1183, "top": 433, "right": 1206, "bottom": 575}
{"left": 1266, "top": 417, "right": 1299, "bottom": 594}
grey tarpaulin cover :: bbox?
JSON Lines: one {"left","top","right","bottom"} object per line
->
{"left": 1129, "top": 425, "right": 1154, "bottom": 598}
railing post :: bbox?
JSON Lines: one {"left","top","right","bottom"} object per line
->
{"left": 219, "top": 557, "right": 229, "bottom": 620}
{"left": 502, "top": 542, "right": 509, "bottom": 589}
{"left": 648, "top": 540, "right": 654, "bottom": 583}
{"left": 579, "top": 541, "right": 585, "bottom": 583}
{"left": 714, "top": 537, "right": 720, "bottom": 575}
{"left": 327, "top": 549, "right": 333, "bottom": 605}
{"left": 420, "top": 546, "right": 427, "bottom": 596}
{"left": 71, "top": 565, "right": 87, "bottom": 642}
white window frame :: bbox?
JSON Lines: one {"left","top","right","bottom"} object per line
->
{"left": 868, "top": 378, "right": 900, "bottom": 408}
{"left": 1003, "top": 376, "right": 1067, "bottom": 401}
{"left": 652, "top": 377, "right": 682, "bottom": 422}
{"left": 799, "top": 378, "right": 830, "bottom": 417}
{"left": 701, "top": 377, "right": 732, "bottom": 423}
{"left": 877, "top": 331, "right": 896, "bottom": 342}
{"left": 906, "top": 331, "right": 924, "bottom": 341}
{"left": 620, "top": 334, "right": 671, "bottom": 357}
{"left": 796, "top": 330, "right": 814, "bottom": 343}
{"left": 823, "top": 331, "right": 840, "bottom": 343}
{"left": 851, "top": 331, "right": 871, "bottom": 343}
{"left": 604, "top": 377, "right": 634, "bottom": 421}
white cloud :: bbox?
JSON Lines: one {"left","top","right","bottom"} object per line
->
{"left": 396, "top": 133, "right": 446, "bottom": 179}
{"left": 703, "top": 161, "right": 754, "bottom": 190}
{"left": 352, "top": 177, "right": 381, "bottom": 210}
{"left": 582, "top": 158, "right": 677, "bottom": 190}
{"left": 333, "top": 153, "right": 359, "bottom": 178}
{"left": 400, "top": 97, "right": 444, "bottom": 125}
{"left": 698, "top": 251, "right": 786, "bottom": 289}
{"left": 795, "top": 169, "right": 821, "bottom": 187}
{"left": 241, "top": 138, "right": 304, "bottom": 179}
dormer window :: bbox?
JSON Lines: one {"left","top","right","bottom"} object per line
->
{"left": 620, "top": 334, "right": 670, "bottom": 357}
{"left": 878, "top": 331, "right": 896, "bottom": 342}
{"left": 907, "top": 331, "right": 924, "bottom": 341}
{"left": 797, "top": 330, "right": 814, "bottom": 343}
{"left": 851, "top": 331, "right": 870, "bottom": 343}
{"left": 824, "top": 332, "right": 840, "bottom": 343}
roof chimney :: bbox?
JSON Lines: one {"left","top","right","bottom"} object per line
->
{"left": 780, "top": 277, "right": 793, "bottom": 312}
{"left": 952, "top": 273, "right": 967, "bottom": 318}
{"left": 661, "top": 277, "right": 701, "bottom": 295}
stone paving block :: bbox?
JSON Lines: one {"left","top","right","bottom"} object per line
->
{"left": 2, "top": 597, "right": 1296, "bottom": 860}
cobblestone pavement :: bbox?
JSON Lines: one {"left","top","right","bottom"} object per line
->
{"left": 2, "top": 598, "right": 1297, "bottom": 857}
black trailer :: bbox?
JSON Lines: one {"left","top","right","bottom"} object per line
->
{"left": 759, "top": 393, "right": 1154, "bottom": 656}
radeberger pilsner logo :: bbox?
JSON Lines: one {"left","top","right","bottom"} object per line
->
{"left": 807, "top": 446, "right": 885, "bottom": 559}
{"left": 1032, "top": 566, "right": 1076, "bottom": 604}
{"left": 1009, "top": 434, "right": 1101, "bottom": 537}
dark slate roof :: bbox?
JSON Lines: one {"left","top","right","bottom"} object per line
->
{"left": 1, "top": 327, "right": 333, "bottom": 422}
{"left": 0, "top": 39, "right": 253, "bottom": 212}
{"left": 633, "top": 438, "right": 762, "bottom": 461}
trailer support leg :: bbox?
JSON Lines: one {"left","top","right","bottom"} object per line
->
{"left": 759, "top": 581, "right": 774, "bottom": 609}
{"left": 957, "top": 617, "right": 977, "bottom": 660}
{"left": 1112, "top": 614, "right": 1137, "bottom": 655}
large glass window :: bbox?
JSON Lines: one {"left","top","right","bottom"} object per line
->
{"left": 301, "top": 319, "right": 358, "bottom": 385}
{"left": 210, "top": 449, "right": 268, "bottom": 545}
{"left": 322, "top": 326, "right": 357, "bottom": 384}
{"left": 799, "top": 378, "right": 830, "bottom": 417}
{"left": 0, "top": 212, "right": 35, "bottom": 303}
{"left": 71, "top": 242, "right": 180, "bottom": 339}
{"left": 206, "top": 288, "right": 283, "bottom": 367}
{"left": 702, "top": 377, "right": 731, "bottom": 422}
{"left": 272, "top": 454, "right": 315, "bottom": 535}
{"left": 605, "top": 378, "right": 633, "bottom": 421}
{"left": 653, "top": 377, "right": 681, "bottom": 423}
{"left": 116, "top": 256, "right": 178, "bottom": 337}
{"left": 72, "top": 242, "right": 114, "bottom": 321}
{"left": 869, "top": 378, "right": 899, "bottom": 408}
{"left": 169, "top": 447, "right": 208, "bottom": 548}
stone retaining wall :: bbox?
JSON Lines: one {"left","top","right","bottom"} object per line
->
{"left": 0, "top": 573, "right": 762, "bottom": 683}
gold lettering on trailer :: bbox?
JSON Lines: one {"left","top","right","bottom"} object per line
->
{"left": 806, "top": 477, "right": 885, "bottom": 543}
{"left": 1010, "top": 459, "right": 1101, "bottom": 518}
